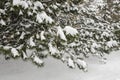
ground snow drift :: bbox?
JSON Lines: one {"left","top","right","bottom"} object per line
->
{"left": 0, "top": 51, "right": 120, "bottom": 80}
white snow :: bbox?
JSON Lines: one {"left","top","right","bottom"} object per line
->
{"left": 3, "top": 46, "right": 12, "bottom": 50}
{"left": 48, "top": 43, "right": 58, "bottom": 55}
{"left": 34, "top": 1, "right": 44, "bottom": 10}
{"left": 19, "top": 32, "right": 25, "bottom": 39}
{"left": 91, "top": 47, "right": 96, "bottom": 53}
{"left": 27, "top": 1, "right": 32, "bottom": 6}
{"left": 13, "top": 0, "right": 21, "bottom": 6}
{"left": 68, "top": 42, "right": 78, "bottom": 47}
{"left": 93, "top": 0, "right": 104, "bottom": 6}
{"left": 86, "top": 0, "right": 105, "bottom": 13}
{"left": 67, "top": 58, "right": 75, "bottom": 68}
{"left": 40, "top": 31, "right": 46, "bottom": 40}
{"left": 13, "top": 0, "right": 28, "bottom": 9}
{"left": 0, "top": 51, "right": 120, "bottom": 80}
{"left": 57, "top": 26, "right": 67, "bottom": 41}
{"left": 36, "top": 11, "right": 54, "bottom": 24}
{"left": 16, "top": 44, "right": 23, "bottom": 50}
{"left": 0, "top": 19, "right": 6, "bottom": 25}
{"left": 27, "top": 11, "right": 33, "bottom": 16}
{"left": 36, "top": 33, "right": 40, "bottom": 39}
{"left": 0, "top": 9, "right": 5, "bottom": 14}
{"left": 113, "top": 0, "right": 120, "bottom": 4}
{"left": 11, "top": 48, "right": 20, "bottom": 57}
{"left": 32, "top": 55, "right": 43, "bottom": 65}
{"left": 20, "top": 1, "right": 28, "bottom": 9}
{"left": 106, "top": 39, "right": 118, "bottom": 48}
{"left": 51, "top": 5, "right": 58, "bottom": 10}
{"left": 64, "top": 26, "right": 78, "bottom": 36}
{"left": 92, "top": 42, "right": 100, "bottom": 48}
{"left": 36, "top": 13, "right": 43, "bottom": 23}
{"left": 29, "top": 36, "right": 36, "bottom": 47}
{"left": 47, "top": 8, "right": 53, "bottom": 13}
{"left": 19, "top": 10, "right": 23, "bottom": 15}
{"left": 76, "top": 59, "right": 88, "bottom": 72}
{"left": 86, "top": 18, "right": 94, "bottom": 24}
{"left": 102, "top": 32, "right": 110, "bottom": 37}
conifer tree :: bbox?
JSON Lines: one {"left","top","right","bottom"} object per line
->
{"left": 0, "top": 0, "right": 120, "bottom": 71}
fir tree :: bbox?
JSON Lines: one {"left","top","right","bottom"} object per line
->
{"left": 0, "top": 0, "right": 120, "bottom": 71}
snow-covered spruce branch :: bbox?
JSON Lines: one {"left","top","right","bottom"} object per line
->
{"left": 0, "top": 0, "right": 120, "bottom": 71}
{"left": 76, "top": 27, "right": 112, "bottom": 32}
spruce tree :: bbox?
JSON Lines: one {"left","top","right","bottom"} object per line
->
{"left": 0, "top": 0, "right": 120, "bottom": 71}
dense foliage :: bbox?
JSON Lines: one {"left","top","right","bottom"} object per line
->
{"left": 0, "top": 0, "right": 120, "bottom": 71}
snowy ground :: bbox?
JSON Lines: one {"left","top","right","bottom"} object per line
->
{"left": 0, "top": 51, "right": 120, "bottom": 80}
